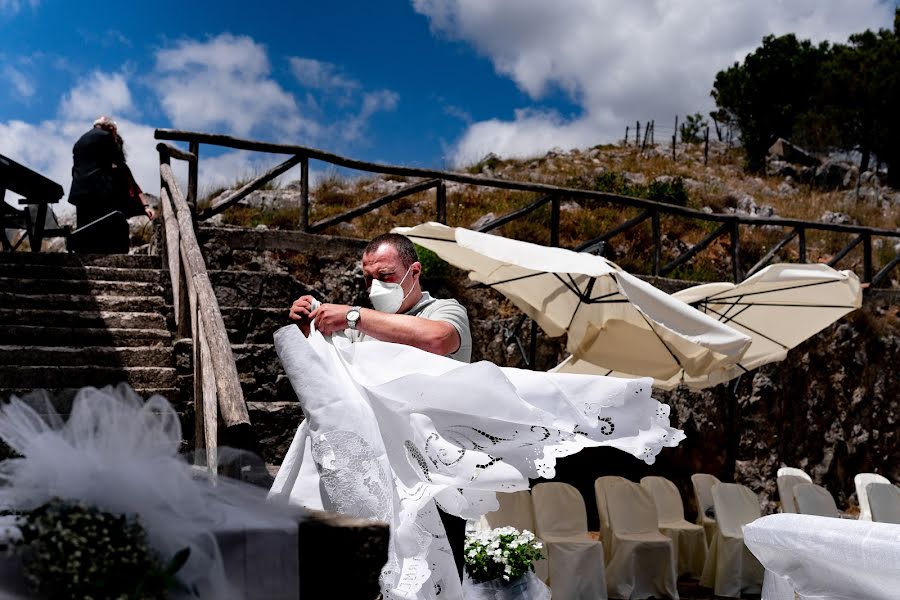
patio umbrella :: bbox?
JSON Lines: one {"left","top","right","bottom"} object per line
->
{"left": 394, "top": 222, "right": 751, "bottom": 381}
{"left": 554, "top": 263, "right": 862, "bottom": 389}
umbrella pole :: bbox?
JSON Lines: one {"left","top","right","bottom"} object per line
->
{"left": 723, "top": 374, "right": 743, "bottom": 482}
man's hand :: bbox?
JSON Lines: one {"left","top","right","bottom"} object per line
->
{"left": 144, "top": 206, "right": 155, "bottom": 220}
{"left": 311, "top": 303, "right": 353, "bottom": 336}
{"left": 289, "top": 295, "right": 319, "bottom": 336}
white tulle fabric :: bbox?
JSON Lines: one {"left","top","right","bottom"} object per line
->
{"left": 269, "top": 325, "right": 685, "bottom": 600}
{"left": 0, "top": 384, "right": 300, "bottom": 599}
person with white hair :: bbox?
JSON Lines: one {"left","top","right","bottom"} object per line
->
{"left": 68, "top": 116, "right": 154, "bottom": 232}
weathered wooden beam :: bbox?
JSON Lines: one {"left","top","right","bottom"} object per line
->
{"left": 187, "top": 141, "right": 199, "bottom": 209}
{"left": 436, "top": 180, "right": 447, "bottom": 225}
{"left": 199, "top": 154, "right": 304, "bottom": 220}
{"left": 745, "top": 228, "right": 800, "bottom": 277}
{"left": 299, "top": 156, "right": 309, "bottom": 232}
{"left": 161, "top": 163, "right": 250, "bottom": 429}
{"left": 575, "top": 209, "right": 653, "bottom": 252}
{"left": 827, "top": 234, "right": 864, "bottom": 269}
{"left": 731, "top": 221, "right": 742, "bottom": 282}
{"left": 309, "top": 178, "right": 441, "bottom": 233}
{"left": 871, "top": 254, "right": 900, "bottom": 288}
{"left": 661, "top": 222, "right": 731, "bottom": 277}
{"left": 155, "top": 142, "right": 197, "bottom": 163}
{"left": 197, "top": 313, "right": 218, "bottom": 471}
{"left": 863, "top": 233, "right": 873, "bottom": 282}
{"left": 550, "top": 196, "right": 560, "bottom": 248}
{"left": 477, "top": 194, "right": 554, "bottom": 233}
{"left": 159, "top": 187, "right": 182, "bottom": 329}
{"left": 651, "top": 210, "right": 661, "bottom": 276}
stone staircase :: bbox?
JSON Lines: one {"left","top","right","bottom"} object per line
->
{"left": 0, "top": 252, "right": 177, "bottom": 406}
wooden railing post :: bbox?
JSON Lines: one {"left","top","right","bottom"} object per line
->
{"left": 731, "top": 220, "right": 742, "bottom": 282}
{"left": 300, "top": 156, "right": 309, "bottom": 232}
{"left": 863, "top": 233, "right": 873, "bottom": 283}
{"left": 436, "top": 180, "right": 447, "bottom": 225}
{"left": 187, "top": 141, "right": 199, "bottom": 211}
{"left": 651, "top": 209, "right": 661, "bottom": 276}
{"left": 550, "top": 196, "right": 560, "bottom": 248}
{"left": 798, "top": 227, "right": 806, "bottom": 263}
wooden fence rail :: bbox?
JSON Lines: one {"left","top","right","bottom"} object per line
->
{"left": 153, "top": 129, "right": 900, "bottom": 286}
{"left": 157, "top": 145, "right": 250, "bottom": 470}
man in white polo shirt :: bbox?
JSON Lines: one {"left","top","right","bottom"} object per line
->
{"left": 289, "top": 233, "right": 471, "bottom": 362}
{"left": 288, "top": 232, "right": 472, "bottom": 578}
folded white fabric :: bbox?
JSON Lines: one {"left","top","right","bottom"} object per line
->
{"left": 744, "top": 513, "right": 900, "bottom": 600}
{"left": 269, "top": 326, "right": 683, "bottom": 599}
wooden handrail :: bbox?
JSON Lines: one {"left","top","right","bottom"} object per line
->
{"left": 155, "top": 128, "right": 900, "bottom": 239}
{"left": 159, "top": 161, "right": 250, "bottom": 441}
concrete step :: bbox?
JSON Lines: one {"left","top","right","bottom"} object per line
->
{"left": 0, "top": 277, "right": 165, "bottom": 298}
{"left": 0, "top": 263, "right": 164, "bottom": 283}
{"left": 0, "top": 252, "right": 161, "bottom": 270}
{"left": 247, "top": 401, "right": 304, "bottom": 466}
{"left": 220, "top": 307, "right": 289, "bottom": 344}
{"left": 0, "top": 308, "right": 169, "bottom": 330}
{"left": 0, "top": 345, "right": 172, "bottom": 367}
{"left": 0, "top": 386, "right": 182, "bottom": 411}
{"left": 0, "top": 365, "right": 177, "bottom": 389}
{"left": 0, "top": 325, "right": 170, "bottom": 347}
{"left": 0, "top": 293, "right": 168, "bottom": 312}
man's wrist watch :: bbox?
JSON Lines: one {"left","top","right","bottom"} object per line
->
{"left": 346, "top": 306, "right": 361, "bottom": 330}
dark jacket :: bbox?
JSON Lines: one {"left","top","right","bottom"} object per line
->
{"left": 69, "top": 127, "right": 144, "bottom": 218}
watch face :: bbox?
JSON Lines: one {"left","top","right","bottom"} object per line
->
{"left": 348, "top": 309, "right": 360, "bottom": 320}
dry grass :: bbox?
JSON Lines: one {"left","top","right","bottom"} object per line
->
{"left": 204, "top": 142, "right": 900, "bottom": 284}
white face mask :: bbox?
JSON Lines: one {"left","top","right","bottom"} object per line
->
{"left": 368, "top": 265, "right": 414, "bottom": 313}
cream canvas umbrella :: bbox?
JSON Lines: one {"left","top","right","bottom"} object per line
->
{"left": 554, "top": 263, "right": 862, "bottom": 389}
{"left": 394, "top": 222, "right": 751, "bottom": 380}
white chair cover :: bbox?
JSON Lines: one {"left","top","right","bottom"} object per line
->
{"left": 776, "top": 469, "right": 811, "bottom": 513}
{"left": 605, "top": 480, "right": 679, "bottom": 599}
{"left": 532, "top": 483, "right": 608, "bottom": 600}
{"left": 855, "top": 473, "right": 890, "bottom": 521}
{"left": 690, "top": 473, "right": 719, "bottom": 544}
{"left": 700, "top": 483, "right": 763, "bottom": 598}
{"left": 480, "top": 491, "right": 549, "bottom": 583}
{"left": 868, "top": 483, "right": 900, "bottom": 524}
{"left": 640, "top": 476, "right": 708, "bottom": 578}
{"left": 594, "top": 475, "right": 629, "bottom": 559}
{"left": 744, "top": 513, "right": 900, "bottom": 600}
{"left": 793, "top": 483, "right": 840, "bottom": 518}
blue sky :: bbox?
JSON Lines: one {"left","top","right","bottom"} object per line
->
{"left": 1, "top": 0, "right": 896, "bottom": 214}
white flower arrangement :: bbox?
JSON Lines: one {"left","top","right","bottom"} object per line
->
{"left": 464, "top": 526, "right": 544, "bottom": 583}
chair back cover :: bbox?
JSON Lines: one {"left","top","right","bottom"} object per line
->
{"left": 711, "top": 483, "right": 761, "bottom": 538}
{"left": 691, "top": 473, "right": 719, "bottom": 521}
{"left": 867, "top": 483, "right": 900, "bottom": 524}
{"left": 777, "top": 474, "right": 811, "bottom": 513}
{"left": 855, "top": 473, "right": 890, "bottom": 521}
{"left": 483, "top": 491, "right": 537, "bottom": 533}
{"left": 793, "top": 483, "right": 840, "bottom": 518}
{"left": 776, "top": 466, "right": 812, "bottom": 480}
{"left": 532, "top": 482, "right": 588, "bottom": 538}
{"left": 640, "top": 476, "right": 685, "bottom": 524}
{"left": 606, "top": 480, "right": 659, "bottom": 535}
{"left": 594, "top": 475, "right": 628, "bottom": 532}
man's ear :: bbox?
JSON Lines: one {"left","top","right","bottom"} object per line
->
{"left": 411, "top": 261, "right": 422, "bottom": 279}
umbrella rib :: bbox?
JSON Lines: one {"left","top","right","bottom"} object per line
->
{"left": 699, "top": 301, "right": 858, "bottom": 309}
{"left": 634, "top": 307, "right": 685, "bottom": 369}
{"left": 564, "top": 276, "right": 594, "bottom": 330}
{"left": 703, "top": 306, "right": 792, "bottom": 350}
{"left": 700, "top": 279, "right": 843, "bottom": 302}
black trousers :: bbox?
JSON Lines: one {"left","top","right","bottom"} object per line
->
{"left": 438, "top": 508, "right": 466, "bottom": 581}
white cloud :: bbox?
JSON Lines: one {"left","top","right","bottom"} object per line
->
{"left": 413, "top": 0, "right": 896, "bottom": 165}
{"left": 153, "top": 33, "right": 317, "bottom": 140}
{"left": 2, "top": 65, "right": 35, "bottom": 99}
{"left": 339, "top": 89, "right": 400, "bottom": 142}
{"left": 288, "top": 57, "right": 360, "bottom": 93}
{"left": 0, "top": 0, "right": 38, "bottom": 15}
{"left": 58, "top": 70, "right": 135, "bottom": 120}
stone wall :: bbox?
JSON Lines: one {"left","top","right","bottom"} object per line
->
{"left": 199, "top": 226, "right": 899, "bottom": 525}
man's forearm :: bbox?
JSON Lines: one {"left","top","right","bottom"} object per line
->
{"left": 356, "top": 308, "right": 460, "bottom": 356}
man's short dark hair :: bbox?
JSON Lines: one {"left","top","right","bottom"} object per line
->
{"left": 364, "top": 233, "right": 419, "bottom": 267}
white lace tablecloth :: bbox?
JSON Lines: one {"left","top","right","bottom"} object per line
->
{"left": 744, "top": 513, "right": 900, "bottom": 600}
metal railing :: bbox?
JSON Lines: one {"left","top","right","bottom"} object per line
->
{"left": 157, "top": 145, "right": 250, "bottom": 470}
{"left": 154, "top": 129, "right": 900, "bottom": 287}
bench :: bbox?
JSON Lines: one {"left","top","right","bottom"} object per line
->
{"left": 0, "top": 153, "right": 66, "bottom": 252}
